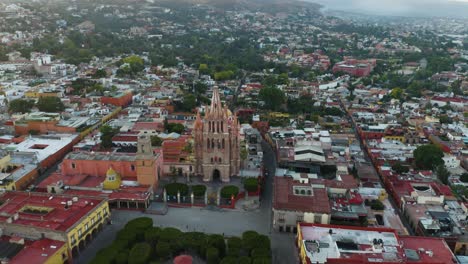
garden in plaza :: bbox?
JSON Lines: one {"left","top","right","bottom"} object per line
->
{"left": 90, "top": 217, "right": 272, "bottom": 264}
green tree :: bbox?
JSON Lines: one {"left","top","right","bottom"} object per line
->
{"left": 206, "top": 247, "right": 220, "bottom": 264}
{"left": 259, "top": 87, "right": 285, "bottom": 111}
{"left": 100, "top": 125, "right": 118, "bottom": 149}
{"left": 128, "top": 243, "right": 151, "bottom": 264}
{"left": 391, "top": 161, "right": 409, "bottom": 174}
{"left": 390, "top": 88, "right": 403, "bottom": 100}
{"left": 36, "top": 97, "right": 65, "bottom": 112}
{"left": 460, "top": 173, "right": 468, "bottom": 183}
{"left": 413, "top": 144, "right": 444, "bottom": 170}
{"left": 166, "top": 123, "right": 185, "bottom": 134}
{"left": 244, "top": 178, "right": 259, "bottom": 192}
{"left": 150, "top": 135, "right": 163, "bottom": 147}
{"left": 93, "top": 69, "right": 107, "bottom": 78}
{"left": 435, "top": 165, "right": 450, "bottom": 185}
{"left": 8, "top": 99, "right": 35, "bottom": 114}
{"left": 156, "top": 241, "right": 171, "bottom": 259}
{"left": 370, "top": 199, "right": 385, "bottom": 210}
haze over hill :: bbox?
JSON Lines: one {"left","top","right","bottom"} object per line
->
{"left": 310, "top": 0, "right": 468, "bottom": 18}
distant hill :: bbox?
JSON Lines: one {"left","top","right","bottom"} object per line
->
{"left": 154, "top": 0, "right": 322, "bottom": 13}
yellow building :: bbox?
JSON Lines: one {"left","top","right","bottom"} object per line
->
{"left": 103, "top": 166, "right": 122, "bottom": 190}
{"left": 0, "top": 191, "right": 110, "bottom": 258}
{"left": 383, "top": 135, "right": 405, "bottom": 143}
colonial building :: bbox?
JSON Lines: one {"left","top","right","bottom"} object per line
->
{"left": 193, "top": 88, "right": 240, "bottom": 182}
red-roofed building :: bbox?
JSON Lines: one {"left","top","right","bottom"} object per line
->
{"left": 273, "top": 177, "right": 331, "bottom": 233}
{"left": 0, "top": 236, "right": 69, "bottom": 264}
{"left": 0, "top": 191, "right": 110, "bottom": 258}
{"left": 332, "top": 58, "right": 377, "bottom": 77}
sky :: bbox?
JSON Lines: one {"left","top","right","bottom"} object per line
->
{"left": 310, "top": 0, "right": 468, "bottom": 18}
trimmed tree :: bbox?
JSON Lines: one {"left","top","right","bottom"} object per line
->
{"left": 244, "top": 178, "right": 259, "bottom": 192}
{"left": 128, "top": 243, "right": 152, "bottom": 264}
{"left": 206, "top": 247, "right": 220, "bottom": 264}
{"left": 156, "top": 241, "right": 171, "bottom": 259}
{"left": 220, "top": 185, "right": 239, "bottom": 199}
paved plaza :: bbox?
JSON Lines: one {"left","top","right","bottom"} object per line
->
{"left": 77, "top": 141, "right": 298, "bottom": 264}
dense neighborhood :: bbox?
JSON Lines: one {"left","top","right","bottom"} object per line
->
{"left": 0, "top": 0, "right": 467, "bottom": 264}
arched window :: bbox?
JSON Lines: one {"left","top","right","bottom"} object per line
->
{"left": 211, "top": 157, "right": 214, "bottom": 163}
{"left": 217, "top": 139, "right": 221, "bottom": 149}
{"left": 222, "top": 138, "right": 225, "bottom": 149}
{"left": 209, "top": 121, "right": 211, "bottom": 132}
{"left": 217, "top": 122, "right": 220, "bottom": 133}
{"left": 211, "top": 139, "right": 215, "bottom": 149}
{"left": 207, "top": 138, "right": 210, "bottom": 149}
{"left": 219, "top": 158, "right": 222, "bottom": 163}
{"left": 221, "top": 121, "right": 223, "bottom": 132}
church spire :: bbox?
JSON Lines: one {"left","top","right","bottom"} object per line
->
{"left": 194, "top": 108, "right": 202, "bottom": 130}
{"left": 209, "top": 87, "right": 223, "bottom": 118}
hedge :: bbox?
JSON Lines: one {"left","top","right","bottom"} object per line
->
{"left": 165, "top": 183, "right": 189, "bottom": 196}
{"left": 220, "top": 256, "right": 238, "bottom": 264}
{"left": 144, "top": 227, "right": 161, "bottom": 245}
{"left": 159, "top": 227, "right": 183, "bottom": 242}
{"left": 252, "top": 257, "right": 272, "bottom": 264}
{"left": 128, "top": 243, "right": 152, "bottom": 264}
{"left": 220, "top": 185, "right": 239, "bottom": 199}
{"left": 182, "top": 232, "right": 207, "bottom": 256}
{"left": 238, "top": 256, "right": 252, "bottom": 264}
{"left": 207, "top": 234, "right": 226, "bottom": 257}
{"left": 206, "top": 247, "right": 220, "bottom": 264}
{"left": 125, "top": 217, "right": 153, "bottom": 241}
{"left": 125, "top": 217, "right": 153, "bottom": 230}
{"left": 244, "top": 178, "right": 259, "bottom": 192}
{"left": 227, "top": 236, "right": 242, "bottom": 256}
{"left": 192, "top": 185, "right": 207, "bottom": 196}
{"left": 156, "top": 241, "right": 171, "bottom": 259}
{"left": 251, "top": 248, "right": 270, "bottom": 258}
{"left": 116, "top": 229, "right": 137, "bottom": 245}
{"left": 114, "top": 251, "right": 129, "bottom": 264}
{"left": 242, "top": 231, "right": 259, "bottom": 251}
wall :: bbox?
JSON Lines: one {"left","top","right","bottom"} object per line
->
{"left": 44, "top": 242, "right": 69, "bottom": 264}
{"left": 61, "top": 159, "right": 137, "bottom": 178}
{"left": 15, "top": 121, "right": 76, "bottom": 136}
{"left": 66, "top": 201, "right": 110, "bottom": 250}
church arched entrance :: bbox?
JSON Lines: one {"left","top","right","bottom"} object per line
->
{"left": 212, "top": 169, "right": 221, "bottom": 182}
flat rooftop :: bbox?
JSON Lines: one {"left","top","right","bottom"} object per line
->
{"left": 4, "top": 134, "right": 78, "bottom": 163}
{"left": 299, "top": 223, "right": 457, "bottom": 264}
{"left": 65, "top": 151, "right": 137, "bottom": 162}
{"left": 0, "top": 191, "right": 105, "bottom": 232}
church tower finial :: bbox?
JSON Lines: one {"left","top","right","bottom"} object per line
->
{"left": 210, "top": 87, "right": 223, "bottom": 118}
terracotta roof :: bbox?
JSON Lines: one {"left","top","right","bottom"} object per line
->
{"left": 273, "top": 177, "right": 331, "bottom": 213}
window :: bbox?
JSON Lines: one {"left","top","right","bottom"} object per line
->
{"left": 314, "top": 214, "right": 322, "bottom": 223}
{"left": 71, "top": 163, "right": 76, "bottom": 169}
{"left": 131, "top": 165, "right": 135, "bottom": 171}
{"left": 222, "top": 139, "right": 225, "bottom": 149}
{"left": 78, "top": 230, "right": 82, "bottom": 237}
{"left": 71, "top": 235, "right": 76, "bottom": 245}
{"left": 207, "top": 138, "right": 210, "bottom": 149}
{"left": 85, "top": 224, "right": 89, "bottom": 230}
{"left": 307, "top": 190, "right": 312, "bottom": 195}
{"left": 295, "top": 189, "right": 299, "bottom": 195}
{"left": 278, "top": 212, "right": 285, "bottom": 223}
{"left": 297, "top": 215, "right": 304, "bottom": 223}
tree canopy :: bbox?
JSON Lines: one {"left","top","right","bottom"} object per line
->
{"left": 36, "top": 97, "right": 65, "bottom": 112}
{"left": 259, "top": 86, "right": 285, "bottom": 111}
{"left": 413, "top": 144, "right": 444, "bottom": 170}
{"left": 8, "top": 99, "right": 35, "bottom": 114}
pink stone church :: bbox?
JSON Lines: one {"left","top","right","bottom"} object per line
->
{"left": 193, "top": 88, "right": 240, "bottom": 182}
